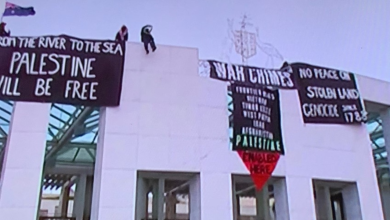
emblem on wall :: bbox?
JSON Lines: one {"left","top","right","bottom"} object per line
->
{"left": 222, "top": 14, "right": 284, "bottom": 68}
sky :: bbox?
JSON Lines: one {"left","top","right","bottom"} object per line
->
{"left": 1, "top": 0, "right": 389, "bottom": 81}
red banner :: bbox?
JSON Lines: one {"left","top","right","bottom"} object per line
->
{"left": 237, "top": 151, "right": 280, "bottom": 190}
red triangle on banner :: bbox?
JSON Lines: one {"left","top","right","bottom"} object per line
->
{"left": 237, "top": 150, "right": 280, "bottom": 190}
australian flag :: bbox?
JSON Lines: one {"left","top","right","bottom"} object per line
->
{"left": 3, "top": 2, "right": 35, "bottom": 16}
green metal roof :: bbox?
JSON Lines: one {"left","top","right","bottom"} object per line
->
{"left": 45, "top": 104, "right": 98, "bottom": 165}
{"left": 366, "top": 114, "right": 389, "bottom": 183}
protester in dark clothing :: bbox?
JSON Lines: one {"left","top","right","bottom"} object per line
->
{"left": 115, "top": 25, "right": 128, "bottom": 42}
{"left": 0, "top": 22, "right": 10, "bottom": 37}
{"left": 141, "top": 25, "right": 156, "bottom": 54}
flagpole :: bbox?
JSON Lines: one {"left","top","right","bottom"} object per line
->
{"left": 1, "top": 1, "right": 5, "bottom": 23}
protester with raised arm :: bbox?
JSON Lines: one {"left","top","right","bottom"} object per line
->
{"left": 141, "top": 25, "right": 156, "bottom": 54}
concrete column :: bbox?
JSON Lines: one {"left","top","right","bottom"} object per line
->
{"left": 157, "top": 179, "right": 165, "bottom": 220}
{"left": 189, "top": 174, "right": 201, "bottom": 220}
{"left": 73, "top": 175, "right": 87, "bottom": 220}
{"left": 151, "top": 180, "right": 159, "bottom": 219}
{"left": 135, "top": 177, "right": 148, "bottom": 220}
{"left": 166, "top": 192, "right": 177, "bottom": 219}
{"left": 0, "top": 102, "right": 50, "bottom": 219}
{"left": 90, "top": 107, "right": 138, "bottom": 220}
{"left": 256, "top": 186, "right": 271, "bottom": 220}
{"left": 273, "top": 178, "right": 289, "bottom": 220}
{"left": 342, "top": 183, "right": 363, "bottom": 220}
{"left": 235, "top": 195, "right": 240, "bottom": 219}
{"left": 379, "top": 184, "right": 390, "bottom": 220}
{"left": 200, "top": 172, "right": 234, "bottom": 220}
{"left": 83, "top": 176, "right": 93, "bottom": 220}
{"left": 285, "top": 177, "right": 316, "bottom": 220}
{"left": 58, "top": 186, "right": 70, "bottom": 217}
{"left": 230, "top": 177, "right": 239, "bottom": 220}
{"left": 315, "top": 186, "right": 333, "bottom": 220}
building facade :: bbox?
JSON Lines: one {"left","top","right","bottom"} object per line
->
{"left": 0, "top": 43, "right": 388, "bottom": 220}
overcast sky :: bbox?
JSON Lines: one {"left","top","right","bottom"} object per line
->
{"left": 1, "top": 0, "right": 389, "bottom": 81}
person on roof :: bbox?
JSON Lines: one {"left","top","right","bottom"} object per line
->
{"left": 0, "top": 22, "right": 10, "bottom": 37}
{"left": 115, "top": 25, "right": 128, "bottom": 42}
{"left": 141, "top": 25, "right": 156, "bottom": 54}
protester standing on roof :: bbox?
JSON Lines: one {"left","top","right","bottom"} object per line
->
{"left": 141, "top": 25, "right": 156, "bottom": 54}
{"left": 0, "top": 22, "right": 10, "bottom": 37}
{"left": 115, "top": 25, "right": 128, "bottom": 42}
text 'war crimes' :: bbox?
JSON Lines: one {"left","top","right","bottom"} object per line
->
{"left": 213, "top": 61, "right": 295, "bottom": 88}
{"left": 0, "top": 36, "right": 123, "bottom": 56}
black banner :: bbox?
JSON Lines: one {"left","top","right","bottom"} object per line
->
{"left": 231, "top": 83, "right": 284, "bottom": 154}
{"left": 291, "top": 63, "right": 367, "bottom": 124}
{"left": 202, "top": 60, "right": 297, "bottom": 89}
{"left": 0, "top": 35, "right": 125, "bottom": 106}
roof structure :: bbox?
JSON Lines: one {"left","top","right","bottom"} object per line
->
{"left": 367, "top": 113, "right": 389, "bottom": 184}
{"left": 0, "top": 101, "right": 98, "bottom": 190}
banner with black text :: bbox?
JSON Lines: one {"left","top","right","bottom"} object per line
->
{"left": 231, "top": 83, "right": 284, "bottom": 154}
{"left": 291, "top": 63, "right": 367, "bottom": 124}
{"left": 199, "top": 60, "right": 297, "bottom": 89}
{"left": 0, "top": 35, "right": 125, "bottom": 106}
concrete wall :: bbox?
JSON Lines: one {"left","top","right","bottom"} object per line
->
{"left": 90, "top": 42, "right": 384, "bottom": 220}
{"left": 0, "top": 42, "right": 384, "bottom": 219}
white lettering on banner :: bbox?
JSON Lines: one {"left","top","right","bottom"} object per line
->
{"left": 102, "top": 42, "right": 123, "bottom": 56}
{"left": 0, "top": 37, "right": 17, "bottom": 47}
{"left": 302, "top": 103, "right": 339, "bottom": 118}
{"left": 64, "top": 81, "right": 98, "bottom": 100}
{"left": 209, "top": 61, "right": 295, "bottom": 88}
{"left": 339, "top": 71, "right": 351, "bottom": 81}
{"left": 0, "top": 76, "right": 20, "bottom": 96}
{"left": 9, "top": 52, "right": 71, "bottom": 75}
{"left": 337, "top": 88, "right": 360, "bottom": 100}
{"left": 18, "top": 37, "right": 37, "bottom": 48}
{"left": 299, "top": 68, "right": 312, "bottom": 78}
{"left": 70, "top": 57, "right": 96, "bottom": 78}
{"left": 38, "top": 37, "right": 66, "bottom": 50}
{"left": 313, "top": 68, "right": 339, "bottom": 80}
{"left": 35, "top": 78, "right": 52, "bottom": 97}
{"left": 342, "top": 104, "right": 357, "bottom": 112}
{"left": 0, "top": 35, "right": 125, "bottom": 105}
{"left": 9, "top": 52, "right": 97, "bottom": 79}
{"left": 295, "top": 63, "right": 366, "bottom": 124}
{"left": 248, "top": 68, "right": 294, "bottom": 88}
{"left": 306, "top": 86, "right": 337, "bottom": 99}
